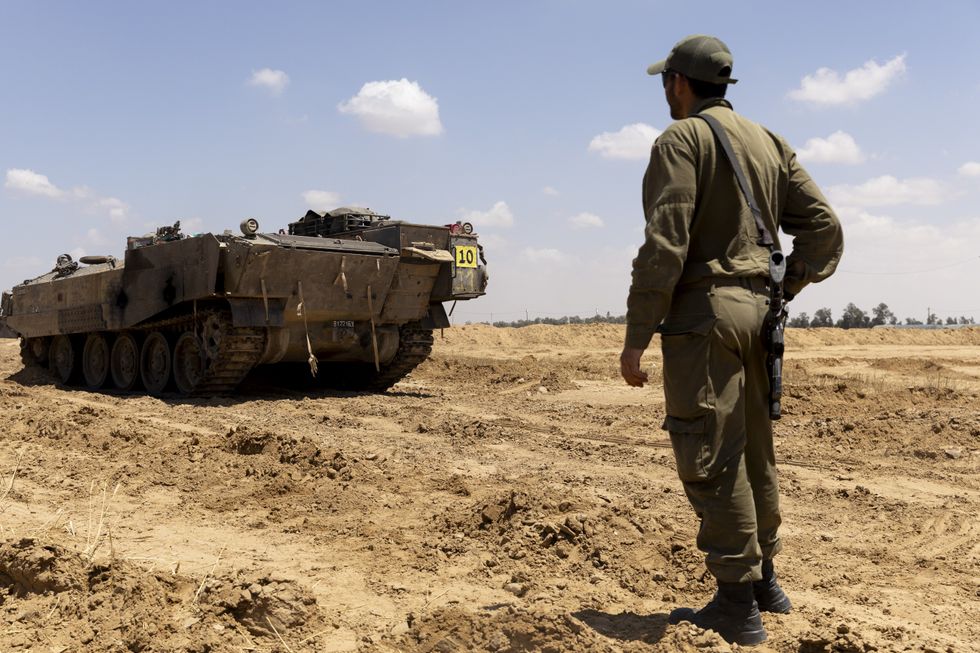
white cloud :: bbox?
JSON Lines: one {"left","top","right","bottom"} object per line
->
{"left": 302, "top": 190, "right": 342, "bottom": 211}
{"left": 338, "top": 79, "right": 442, "bottom": 137}
{"left": 98, "top": 197, "right": 129, "bottom": 223}
{"left": 542, "top": 186, "right": 560, "bottom": 196}
{"left": 70, "top": 185, "right": 94, "bottom": 200}
{"left": 588, "top": 123, "right": 661, "bottom": 160}
{"left": 957, "top": 161, "right": 980, "bottom": 178}
{"left": 477, "top": 233, "right": 508, "bottom": 250}
{"left": 460, "top": 201, "right": 514, "bottom": 229}
{"left": 789, "top": 54, "right": 906, "bottom": 106}
{"left": 797, "top": 131, "right": 865, "bottom": 165}
{"left": 829, "top": 205, "right": 980, "bottom": 302}
{"left": 827, "top": 175, "right": 945, "bottom": 207}
{"left": 5, "top": 168, "right": 130, "bottom": 222}
{"left": 4, "top": 169, "right": 63, "bottom": 198}
{"left": 247, "top": 68, "right": 290, "bottom": 95}
{"left": 569, "top": 212, "right": 604, "bottom": 229}
{"left": 521, "top": 247, "right": 569, "bottom": 264}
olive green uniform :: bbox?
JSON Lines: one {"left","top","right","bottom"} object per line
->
{"left": 626, "top": 98, "right": 843, "bottom": 583}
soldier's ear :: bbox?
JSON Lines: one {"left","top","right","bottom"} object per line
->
{"left": 675, "top": 74, "right": 693, "bottom": 95}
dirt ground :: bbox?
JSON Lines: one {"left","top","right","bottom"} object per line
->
{"left": 0, "top": 325, "right": 978, "bottom": 652}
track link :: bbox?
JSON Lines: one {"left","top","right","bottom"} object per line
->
{"left": 143, "top": 311, "right": 265, "bottom": 396}
{"left": 363, "top": 322, "right": 434, "bottom": 391}
{"left": 190, "top": 322, "right": 265, "bottom": 396}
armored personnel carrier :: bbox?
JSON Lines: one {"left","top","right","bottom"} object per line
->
{"left": 0, "top": 207, "right": 487, "bottom": 395}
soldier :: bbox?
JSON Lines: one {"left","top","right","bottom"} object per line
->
{"left": 619, "top": 35, "right": 843, "bottom": 645}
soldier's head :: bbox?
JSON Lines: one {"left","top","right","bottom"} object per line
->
{"left": 647, "top": 35, "right": 737, "bottom": 119}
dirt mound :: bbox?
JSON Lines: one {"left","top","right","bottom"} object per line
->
{"left": 386, "top": 605, "right": 736, "bottom": 653}
{"left": 431, "top": 487, "right": 705, "bottom": 600}
{"left": 227, "top": 425, "right": 333, "bottom": 473}
{"left": 0, "top": 538, "right": 83, "bottom": 594}
{"left": 435, "top": 324, "right": 980, "bottom": 355}
{"left": 438, "top": 323, "right": 626, "bottom": 352}
{"left": 0, "top": 538, "right": 328, "bottom": 651}
{"left": 202, "top": 571, "right": 320, "bottom": 637}
{"left": 421, "top": 354, "right": 585, "bottom": 391}
{"left": 787, "top": 326, "right": 980, "bottom": 347}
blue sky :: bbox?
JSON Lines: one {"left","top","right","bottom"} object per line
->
{"left": 2, "top": 1, "right": 979, "bottom": 324}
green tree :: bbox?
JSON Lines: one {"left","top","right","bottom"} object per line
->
{"left": 787, "top": 312, "right": 810, "bottom": 328}
{"left": 905, "top": 317, "right": 923, "bottom": 325}
{"left": 870, "top": 303, "right": 895, "bottom": 327}
{"left": 810, "top": 308, "right": 833, "bottom": 327}
{"left": 836, "top": 303, "right": 870, "bottom": 329}
{"left": 926, "top": 312, "right": 939, "bottom": 325}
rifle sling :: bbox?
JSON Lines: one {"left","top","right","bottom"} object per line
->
{"left": 693, "top": 113, "right": 774, "bottom": 248}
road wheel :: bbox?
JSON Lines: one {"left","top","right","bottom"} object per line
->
{"left": 49, "top": 335, "right": 77, "bottom": 384}
{"left": 110, "top": 332, "right": 141, "bottom": 391}
{"left": 20, "top": 337, "right": 50, "bottom": 368}
{"left": 173, "top": 332, "right": 205, "bottom": 394}
{"left": 82, "top": 333, "right": 111, "bottom": 389}
{"left": 140, "top": 331, "right": 171, "bottom": 395}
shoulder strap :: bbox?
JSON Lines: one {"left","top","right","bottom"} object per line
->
{"left": 692, "top": 113, "right": 774, "bottom": 247}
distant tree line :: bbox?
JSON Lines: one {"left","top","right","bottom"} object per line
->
{"left": 787, "top": 303, "right": 975, "bottom": 329}
{"left": 486, "top": 304, "right": 975, "bottom": 329}
{"left": 491, "top": 312, "right": 627, "bottom": 328}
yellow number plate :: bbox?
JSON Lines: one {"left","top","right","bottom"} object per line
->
{"left": 455, "top": 245, "right": 478, "bottom": 268}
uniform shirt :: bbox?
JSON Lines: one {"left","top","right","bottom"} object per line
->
{"left": 625, "top": 98, "right": 844, "bottom": 350}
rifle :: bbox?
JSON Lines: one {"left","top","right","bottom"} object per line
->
{"left": 764, "top": 251, "right": 789, "bottom": 420}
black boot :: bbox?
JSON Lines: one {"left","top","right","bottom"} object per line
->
{"left": 753, "top": 559, "right": 792, "bottom": 613}
{"left": 668, "top": 581, "right": 768, "bottom": 646}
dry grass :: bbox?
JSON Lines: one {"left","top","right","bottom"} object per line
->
{"left": 919, "top": 372, "right": 959, "bottom": 394}
{"left": 193, "top": 545, "right": 226, "bottom": 603}
{"left": 84, "top": 481, "right": 120, "bottom": 561}
{"left": 0, "top": 453, "right": 23, "bottom": 519}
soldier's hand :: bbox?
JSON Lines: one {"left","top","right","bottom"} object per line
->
{"left": 620, "top": 347, "right": 649, "bottom": 387}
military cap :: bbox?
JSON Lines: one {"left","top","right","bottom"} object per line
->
{"left": 647, "top": 34, "right": 738, "bottom": 84}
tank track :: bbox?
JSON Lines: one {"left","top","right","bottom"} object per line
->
{"left": 362, "top": 321, "right": 434, "bottom": 391}
{"left": 190, "top": 326, "right": 266, "bottom": 396}
{"left": 18, "top": 311, "right": 267, "bottom": 395}
{"left": 137, "top": 311, "right": 266, "bottom": 395}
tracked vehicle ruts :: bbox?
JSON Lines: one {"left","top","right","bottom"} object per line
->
{"left": 0, "top": 207, "right": 488, "bottom": 395}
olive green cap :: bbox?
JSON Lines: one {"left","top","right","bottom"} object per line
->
{"left": 647, "top": 34, "right": 738, "bottom": 85}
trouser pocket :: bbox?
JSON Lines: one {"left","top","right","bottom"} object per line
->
{"left": 660, "top": 314, "right": 717, "bottom": 482}
{"left": 665, "top": 415, "right": 712, "bottom": 482}
{"left": 660, "top": 315, "right": 716, "bottom": 419}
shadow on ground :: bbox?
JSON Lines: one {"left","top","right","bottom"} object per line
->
{"left": 572, "top": 610, "right": 669, "bottom": 644}
{"left": 5, "top": 362, "right": 434, "bottom": 403}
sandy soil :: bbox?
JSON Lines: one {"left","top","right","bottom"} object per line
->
{"left": 0, "top": 325, "right": 978, "bottom": 652}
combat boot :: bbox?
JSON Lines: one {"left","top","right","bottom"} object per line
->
{"left": 668, "top": 581, "right": 768, "bottom": 646}
{"left": 753, "top": 559, "right": 792, "bottom": 613}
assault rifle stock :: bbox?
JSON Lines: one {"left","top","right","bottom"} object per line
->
{"left": 765, "top": 251, "right": 789, "bottom": 420}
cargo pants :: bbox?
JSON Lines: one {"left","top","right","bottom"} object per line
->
{"left": 659, "top": 277, "right": 781, "bottom": 583}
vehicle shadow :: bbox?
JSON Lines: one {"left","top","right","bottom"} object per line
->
{"left": 6, "top": 366, "right": 54, "bottom": 388}
{"left": 571, "top": 610, "right": 669, "bottom": 645}
{"left": 4, "top": 365, "right": 435, "bottom": 404}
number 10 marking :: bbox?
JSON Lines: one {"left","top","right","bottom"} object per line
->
{"left": 455, "top": 246, "right": 478, "bottom": 268}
